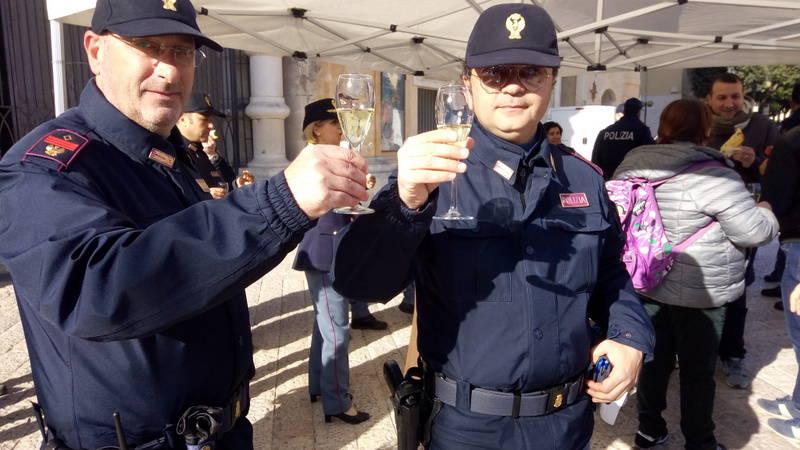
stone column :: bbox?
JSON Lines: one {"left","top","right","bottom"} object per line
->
{"left": 245, "top": 54, "right": 291, "bottom": 178}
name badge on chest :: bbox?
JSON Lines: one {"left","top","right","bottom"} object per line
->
{"left": 148, "top": 149, "right": 175, "bottom": 168}
{"left": 493, "top": 160, "right": 514, "bottom": 180}
{"left": 559, "top": 192, "right": 589, "bottom": 208}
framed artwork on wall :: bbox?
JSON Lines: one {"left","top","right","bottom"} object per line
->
{"left": 380, "top": 72, "right": 405, "bottom": 151}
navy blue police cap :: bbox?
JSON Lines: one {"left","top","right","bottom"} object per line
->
{"left": 92, "top": 0, "right": 223, "bottom": 51}
{"left": 623, "top": 97, "right": 643, "bottom": 115}
{"left": 303, "top": 98, "right": 338, "bottom": 130}
{"left": 466, "top": 4, "right": 560, "bottom": 68}
{"left": 184, "top": 92, "right": 226, "bottom": 117}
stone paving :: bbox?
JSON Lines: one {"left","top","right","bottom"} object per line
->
{"left": 1, "top": 239, "right": 798, "bottom": 449}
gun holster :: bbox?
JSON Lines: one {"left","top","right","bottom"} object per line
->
{"left": 383, "top": 360, "right": 440, "bottom": 450}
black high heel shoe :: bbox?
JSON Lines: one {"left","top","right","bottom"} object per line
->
{"left": 324, "top": 410, "right": 370, "bottom": 424}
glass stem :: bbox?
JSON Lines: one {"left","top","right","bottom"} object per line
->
{"left": 448, "top": 175, "right": 458, "bottom": 213}
{"left": 353, "top": 142, "right": 365, "bottom": 207}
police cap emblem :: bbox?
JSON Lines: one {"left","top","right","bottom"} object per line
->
{"left": 162, "top": 0, "right": 178, "bottom": 11}
{"left": 506, "top": 13, "right": 525, "bottom": 40}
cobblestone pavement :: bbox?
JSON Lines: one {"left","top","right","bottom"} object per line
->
{"left": 1, "top": 239, "right": 797, "bottom": 449}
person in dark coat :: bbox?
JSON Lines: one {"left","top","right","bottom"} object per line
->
{"left": 331, "top": 5, "right": 654, "bottom": 449}
{"left": 177, "top": 92, "right": 244, "bottom": 197}
{"left": 0, "top": 1, "right": 368, "bottom": 448}
{"left": 704, "top": 72, "right": 778, "bottom": 390}
{"left": 591, "top": 97, "right": 655, "bottom": 180}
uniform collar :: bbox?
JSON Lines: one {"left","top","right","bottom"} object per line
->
{"left": 181, "top": 135, "right": 202, "bottom": 152}
{"left": 79, "top": 79, "right": 182, "bottom": 168}
{"left": 470, "top": 120, "right": 553, "bottom": 185}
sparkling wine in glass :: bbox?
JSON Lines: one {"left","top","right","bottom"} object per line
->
{"left": 434, "top": 84, "right": 474, "bottom": 221}
{"left": 334, "top": 73, "right": 375, "bottom": 215}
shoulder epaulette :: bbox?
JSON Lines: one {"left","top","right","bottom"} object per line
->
{"left": 558, "top": 145, "right": 604, "bottom": 177}
{"left": 22, "top": 129, "right": 89, "bottom": 172}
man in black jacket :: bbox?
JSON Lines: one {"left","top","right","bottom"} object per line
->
{"left": 591, "top": 97, "right": 654, "bottom": 179}
{"left": 705, "top": 72, "right": 778, "bottom": 390}
{"left": 177, "top": 92, "right": 243, "bottom": 198}
{"left": 759, "top": 122, "right": 800, "bottom": 443}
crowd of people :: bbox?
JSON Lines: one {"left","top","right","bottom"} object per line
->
{"left": 0, "top": 1, "right": 798, "bottom": 449}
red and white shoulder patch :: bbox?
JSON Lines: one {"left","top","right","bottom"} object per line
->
{"left": 23, "top": 129, "right": 89, "bottom": 171}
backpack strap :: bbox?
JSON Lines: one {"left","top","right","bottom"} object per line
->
{"left": 667, "top": 160, "right": 725, "bottom": 254}
{"left": 671, "top": 220, "right": 716, "bottom": 254}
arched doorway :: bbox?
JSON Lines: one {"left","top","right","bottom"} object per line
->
{"left": 601, "top": 89, "right": 617, "bottom": 106}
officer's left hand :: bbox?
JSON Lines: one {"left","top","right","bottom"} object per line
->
{"left": 730, "top": 146, "right": 756, "bottom": 168}
{"left": 585, "top": 339, "right": 643, "bottom": 403}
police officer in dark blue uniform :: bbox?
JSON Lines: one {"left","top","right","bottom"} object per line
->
{"left": 332, "top": 4, "right": 654, "bottom": 449}
{"left": 0, "top": 1, "right": 368, "bottom": 449}
{"left": 591, "top": 98, "right": 655, "bottom": 180}
{"left": 177, "top": 92, "right": 238, "bottom": 198}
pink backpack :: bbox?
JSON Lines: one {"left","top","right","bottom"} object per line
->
{"left": 605, "top": 161, "right": 722, "bottom": 292}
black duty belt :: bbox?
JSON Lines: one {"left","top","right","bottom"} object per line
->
{"left": 35, "top": 382, "right": 250, "bottom": 450}
{"left": 433, "top": 374, "right": 584, "bottom": 418}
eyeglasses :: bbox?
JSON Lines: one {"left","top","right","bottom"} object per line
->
{"left": 471, "top": 65, "right": 553, "bottom": 93}
{"left": 111, "top": 34, "right": 204, "bottom": 68}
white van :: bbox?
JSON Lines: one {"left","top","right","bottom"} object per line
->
{"left": 543, "top": 105, "right": 617, "bottom": 161}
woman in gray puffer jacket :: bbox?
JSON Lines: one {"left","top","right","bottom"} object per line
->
{"left": 613, "top": 99, "right": 778, "bottom": 450}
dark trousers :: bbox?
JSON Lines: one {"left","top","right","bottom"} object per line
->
{"left": 718, "top": 293, "right": 746, "bottom": 359}
{"left": 719, "top": 248, "right": 756, "bottom": 359}
{"left": 636, "top": 299, "right": 726, "bottom": 450}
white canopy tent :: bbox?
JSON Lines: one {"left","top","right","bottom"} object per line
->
{"left": 47, "top": 0, "right": 800, "bottom": 79}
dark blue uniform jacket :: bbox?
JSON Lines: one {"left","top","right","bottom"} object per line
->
{"left": 0, "top": 81, "right": 312, "bottom": 449}
{"left": 591, "top": 115, "right": 654, "bottom": 180}
{"left": 293, "top": 211, "right": 349, "bottom": 272}
{"left": 333, "top": 120, "right": 654, "bottom": 394}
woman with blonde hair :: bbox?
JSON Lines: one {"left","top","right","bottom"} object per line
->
{"left": 292, "top": 98, "right": 380, "bottom": 424}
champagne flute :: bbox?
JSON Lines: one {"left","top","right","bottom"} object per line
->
{"left": 334, "top": 73, "right": 375, "bottom": 215}
{"left": 434, "top": 84, "right": 474, "bottom": 221}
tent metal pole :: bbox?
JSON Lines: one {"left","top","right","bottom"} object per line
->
{"left": 609, "top": 27, "right": 800, "bottom": 50}
{"left": 690, "top": 0, "right": 800, "bottom": 10}
{"left": 412, "top": 44, "right": 427, "bottom": 70}
{"left": 203, "top": 9, "right": 292, "bottom": 54}
{"left": 606, "top": 40, "right": 709, "bottom": 68}
{"left": 49, "top": 20, "right": 67, "bottom": 116}
{"left": 560, "top": 60, "right": 588, "bottom": 69}
{"left": 647, "top": 48, "right": 732, "bottom": 70}
{"left": 311, "top": 29, "right": 393, "bottom": 55}
{"left": 565, "top": 39, "right": 595, "bottom": 65}
{"left": 299, "top": 10, "right": 471, "bottom": 43}
{"left": 601, "top": 40, "right": 639, "bottom": 65}
{"left": 304, "top": 17, "right": 417, "bottom": 72}
{"left": 594, "top": 0, "right": 604, "bottom": 65}
{"left": 727, "top": 17, "right": 800, "bottom": 38}
{"left": 464, "top": 0, "right": 484, "bottom": 13}
{"left": 609, "top": 26, "right": 800, "bottom": 49}
{"left": 557, "top": 2, "right": 678, "bottom": 40}
{"left": 421, "top": 42, "right": 462, "bottom": 62}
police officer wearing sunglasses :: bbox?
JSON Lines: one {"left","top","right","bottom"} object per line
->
{"left": 333, "top": 4, "right": 654, "bottom": 449}
{"left": 0, "top": 0, "right": 368, "bottom": 449}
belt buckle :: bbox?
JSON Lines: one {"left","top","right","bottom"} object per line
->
{"left": 545, "top": 384, "right": 568, "bottom": 414}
